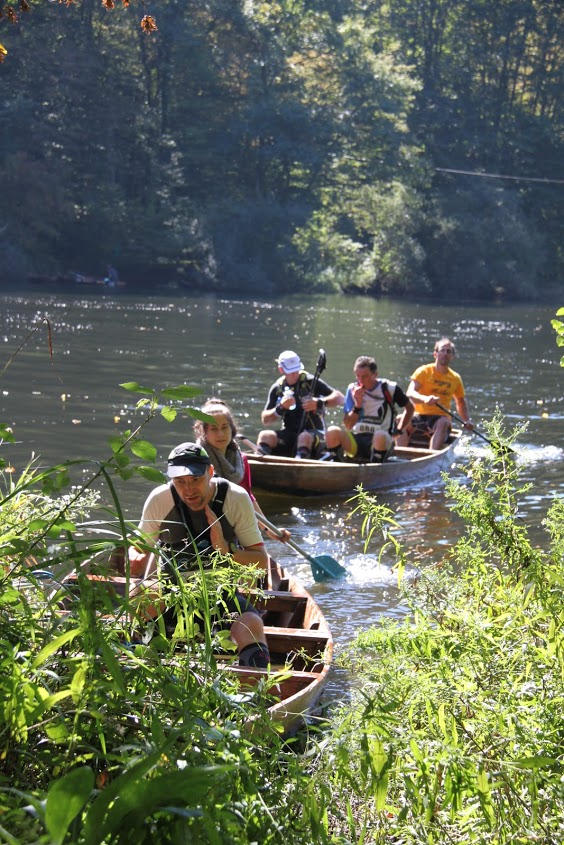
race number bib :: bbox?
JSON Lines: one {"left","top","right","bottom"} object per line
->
{"left": 354, "top": 415, "right": 381, "bottom": 435}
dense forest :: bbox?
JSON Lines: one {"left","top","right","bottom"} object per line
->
{"left": 1, "top": 0, "right": 563, "bottom": 300}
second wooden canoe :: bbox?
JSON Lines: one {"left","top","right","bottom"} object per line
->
{"left": 246, "top": 430, "right": 462, "bottom": 495}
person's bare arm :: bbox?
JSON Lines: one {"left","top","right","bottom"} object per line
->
{"left": 406, "top": 378, "right": 440, "bottom": 407}
{"left": 397, "top": 398, "right": 415, "bottom": 432}
{"left": 205, "top": 505, "right": 268, "bottom": 571}
{"left": 253, "top": 499, "right": 291, "bottom": 542}
{"left": 454, "top": 396, "right": 474, "bottom": 428}
{"left": 323, "top": 389, "right": 345, "bottom": 408}
{"left": 301, "top": 388, "right": 345, "bottom": 413}
{"left": 128, "top": 545, "right": 157, "bottom": 578}
{"left": 261, "top": 391, "right": 295, "bottom": 424}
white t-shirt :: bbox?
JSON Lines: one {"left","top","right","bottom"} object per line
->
{"left": 138, "top": 478, "right": 262, "bottom": 550}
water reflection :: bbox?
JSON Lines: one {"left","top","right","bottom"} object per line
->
{"left": 1, "top": 290, "right": 563, "bottom": 656}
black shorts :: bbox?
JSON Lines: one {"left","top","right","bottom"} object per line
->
{"left": 162, "top": 589, "right": 260, "bottom": 637}
{"left": 411, "top": 414, "right": 450, "bottom": 437}
{"left": 350, "top": 432, "right": 373, "bottom": 461}
{"left": 273, "top": 428, "right": 326, "bottom": 457}
{"left": 344, "top": 431, "right": 393, "bottom": 462}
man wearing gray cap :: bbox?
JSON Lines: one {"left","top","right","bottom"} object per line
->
{"left": 128, "top": 442, "right": 271, "bottom": 669}
{"left": 257, "top": 350, "right": 344, "bottom": 459}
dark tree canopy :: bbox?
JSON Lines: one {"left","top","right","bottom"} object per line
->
{"left": 1, "top": 0, "right": 563, "bottom": 300}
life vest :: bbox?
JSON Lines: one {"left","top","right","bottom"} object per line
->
{"left": 161, "top": 478, "right": 237, "bottom": 573}
{"left": 353, "top": 380, "right": 398, "bottom": 436}
{"left": 274, "top": 371, "right": 325, "bottom": 432}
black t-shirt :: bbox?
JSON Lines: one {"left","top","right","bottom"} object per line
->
{"left": 264, "top": 371, "right": 334, "bottom": 433}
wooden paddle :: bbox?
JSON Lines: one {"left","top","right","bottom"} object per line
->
{"left": 237, "top": 434, "right": 261, "bottom": 453}
{"left": 255, "top": 513, "right": 347, "bottom": 582}
{"left": 435, "top": 403, "right": 515, "bottom": 454}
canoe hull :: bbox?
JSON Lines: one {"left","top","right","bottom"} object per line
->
{"left": 247, "top": 432, "right": 461, "bottom": 495}
{"left": 51, "top": 556, "right": 332, "bottom": 738}
{"left": 235, "top": 558, "right": 333, "bottom": 735}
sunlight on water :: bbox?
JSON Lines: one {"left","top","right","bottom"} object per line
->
{"left": 1, "top": 292, "right": 563, "bottom": 662}
{"left": 517, "top": 445, "right": 564, "bottom": 463}
{"left": 340, "top": 555, "right": 420, "bottom": 587}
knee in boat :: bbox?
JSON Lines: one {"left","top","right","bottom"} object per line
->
{"left": 432, "top": 418, "right": 450, "bottom": 447}
{"left": 231, "top": 611, "right": 265, "bottom": 645}
{"left": 373, "top": 433, "right": 392, "bottom": 452}
{"left": 325, "top": 425, "right": 342, "bottom": 449}
{"left": 298, "top": 431, "right": 314, "bottom": 448}
{"left": 257, "top": 430, "right": 278, "bottom": 454}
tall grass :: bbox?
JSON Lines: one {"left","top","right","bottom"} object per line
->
{"left": 2, "top": 357, "right": 564, "bottom": 842}
{"left": 320, "top": 415, "right": 564, "bottom": 844}
{"left": 0, "top": 384, "right": 320, "bottom": 844}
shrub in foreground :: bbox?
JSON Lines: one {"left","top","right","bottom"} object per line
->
{"left": 323, "top": 421, "right": 564, "bottom": 843}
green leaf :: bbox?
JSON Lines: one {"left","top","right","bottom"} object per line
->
{"left": 97, "top": 637, "right": 127, "bottom": 695}
{"left": 115, "top": 467, "right": 135, "bottom": 481}
{"left": 136, "top": 466, "right": 167, "bottom": 483}
{"left": 186, "top": 408, "right": 217, "bottom": 422}
{"left": 32, "top": 628, "right": 82, "bottom": 668}
{"left": 437, "top": 702, "right": 447, "bottom": 738}
{"left": 70, "top": 662, "right": 88, "bottom": 703}
{"left": 113, "top": 453, "right": 130, "bottom": 469}
{"left": 28, "top": 518, "right": 49, "bottom": 532}
{"left": 160, "top": 405, "right": 177, "bottom": 422}
{"left": 120, "top": 382, "right": 155, "bottom": 396}
{"left": 130, "top": 439, "right": 157, "bottom": 462}
{"left": 41, "top": 470, "right": 70, "bottom": 495}
{"left": 107, "top": 436, "right": 124, "bottom": 454}
{"left": 46, "top": 767, "right": 94, "bottom": 845}
{"left": 45, "top": 720, "right": 70, "bottom": 743}
{"left": 0, "top": 423, "right": 15, "bottom": 443}
{"left": 33, "top": 689, "right": 74, "bottom": 715}
{"left": 37, "top": 518, "right": 76, "bottom": 539}
{"left": 81, "top": 748, "right": 166, "bottom": 844}
{"left": 160, "top": 385, "right": 202, "bottom": 400}
{"left": 84, "top": 764, "right": 231, "bottom": 845}
{"left": 515, "top": 756, "right": 558, "bottom": 769}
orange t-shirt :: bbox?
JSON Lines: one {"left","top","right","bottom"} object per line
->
{"left": 411, "top": 363, "right": 465, "bottom": 416}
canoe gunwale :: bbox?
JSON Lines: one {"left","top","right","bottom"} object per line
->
{"left": 246, "top": 430, "right": 462, "bottom": 495}
{"left": 40, "top": 557, "right": 332, "bottom": 737}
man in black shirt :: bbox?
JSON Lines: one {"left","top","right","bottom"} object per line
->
{"left": 257, "top": 350, "right": 344, "bottom": 459}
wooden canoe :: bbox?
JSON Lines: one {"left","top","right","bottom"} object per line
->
{"left": 227, "top": 557, "right": 333, "bottom": 736}
{"left": 246, "top": 430, "right": 462, "bottom": 495}
{"left": 43, "top": 555, "right": 332, "bottom": 737}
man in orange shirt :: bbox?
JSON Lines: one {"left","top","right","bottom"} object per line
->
{"left": 396, "top": 338, "right": 474, "bottom": 450}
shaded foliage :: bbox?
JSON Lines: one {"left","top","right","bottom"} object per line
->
{"left": 0, "top": 0, "right": 562, "bottom": 298}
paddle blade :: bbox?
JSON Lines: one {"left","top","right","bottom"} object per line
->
{"left": 311, "top": 555, "right": 347, "bottom": 582}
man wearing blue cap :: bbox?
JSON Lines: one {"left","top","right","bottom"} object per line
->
{"left": 129, "top": 442, "right": 271, "bottom": 668}
{"left": 257, "top": 350, "right": 344, "bottom": 459}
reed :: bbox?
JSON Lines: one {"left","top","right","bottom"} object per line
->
{"left": 326, "top": 415, "right": 564, "bottom": 843}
